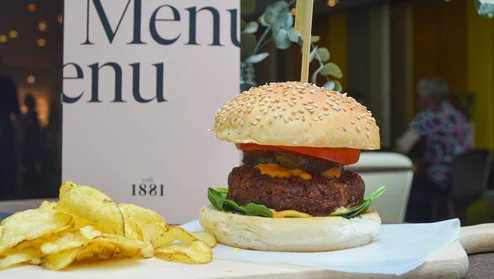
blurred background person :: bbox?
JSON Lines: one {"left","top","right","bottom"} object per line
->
{"left": 395, "top": 77, "right": 473, "bottom": 222}
{"left": 0, "top": 71, "right": 20, "bottom": 199}
{"left": 18, "top": 94, "right": 42, "bottom": 197}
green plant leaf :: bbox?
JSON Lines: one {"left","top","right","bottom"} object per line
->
{"left": 285, "top": 12, "right": 294, "bottom": 29}
{"left": 287, "top": 28, "right": 300, "bottom": 43}
{"left": 334, "top": 80, "right": 343, "bottom": 92}
{"left": 311, "top": 65, "right": 323, "bottom": 84}
{"left": 330, "top": 186, "right": 386, "bottom": 219}
{"left": 309, "top": 47, "right": 317, "bottom": 63}
{"left": 260, "top": 1, "right": 290, "bottom": 30}
{"left": 311, "top": 36, "right": 320, "bottom": 43}
{"left": 243, "top": 21, "right": 259, "bottom": 33}
{"left": 246, "top": 52, "right": 269, "bottom": 64}
{"left": 323, "top": 80, "right": 335, "bottom": 90}
{"left": 241, "top": 0, "right": 256, "bottom": 15}
{"left": 317, "top": 48, "right": 330, "bottom": 62}
{"left": 273, "top": 29, "right": 291, "bottom": 49}
{"left": 240, "top": 33, "right": 257, "bottom": 60}
{"left": 208, "top": 188, "right": 273, "bottom": 218}
{"left": 320, "top": 62, "right": 343, "bottom": 78}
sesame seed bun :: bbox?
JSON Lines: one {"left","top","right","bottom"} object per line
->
{"left": 199, "top": 204, "right": 381, "bottom": 252}
{"left": 213, "top": 81, "right": 380, "bottom": 150}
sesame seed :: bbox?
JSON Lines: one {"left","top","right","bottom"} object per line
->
{"left": 302, "top": 102, "right": 308, "bottom": 105}
{"left": 342, "top": 108, "right": 347, "bottom": 112}
{"left": 293, "top": 100, "right": 297, "bottom": 104}
{"left": 365, "top": 127, "right": 369, "bottom": 130}
{"left": 304, "top": 105, "right": 314, "bottom": 110}
{"left": 314, "top": 103, "right": 318, "bottom": 108}
{"left": 279, "top": 111, "right": 284, "bottom": 116}
{"left": 298, "top": 110, "right": 304, "bottom": 114}
{"left": 274, "top": 112, "right": 279, "bottom": 118}
{"left": 291, "top": 111, "right": 297, "bottom": 115}
{"left": 283, "top": 117, "right": 290, "bottom": 123}
{"left": 271, "top": 108, "right": 276, "bottom": 111}
{"left": 268, "top": 103, "right": 273, "bottom": 108}
{"left": 312, "top": 118, "right": 319, "bottom": 122}
{"left": 324, "top": 111, "right": 329, "bottom": 116}
{"left": 283, "top": 91, "right": 288, "bottom": 96}
{"left": 268, "top": 118, "right": 273, "bottom": 124}
{"left": 349, "top": 140, "right": 353, "bottom": 146}
{"left": 343, "top": 127, "right": 347, "bottom": 132}
{"left": 308, "top": 100, "right": 313, "bottom": 104}
{"left": 323, "top": 106, "right": 329, "bottom": 110}
{"left": 277, "top": 104, "right": 281, "bottom": 109}
{"left": 288, "top": 116, "right": 293, "bottom": 121}
{"left": 356, "top": 126, "right": 361, "bottom": 132}
{"left": 250, "top": 120, "right": 258, "bottom": 125}
{"left": 293, "top": 141, "right": 298, "bottom": 145}
{"left": 310, "top": 89, "right": 317, "bottom": 94}
{"left": 366, "top": 131, "right": 370, "bottom": 137}
{"left": 325, "top": 100, "right": 331, "bottom": 104}
{"left": 351, "top": 121, "right": 355, "bottom": 124}
{"left": 256, "top": 116, "right": 262, "bottom": 120}
{"left": 302, "top": 116, "right": 306, "bottom": 121}
{"left": 295, "top": 115, "right": 300, "bottom": 120}
{"left": 318, "top": 114, "right": 324, "bottom": 120}
{"left": 288, "top": 102, "right": 294, "bottom": 107}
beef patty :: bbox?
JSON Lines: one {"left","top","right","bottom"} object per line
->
{"left": 227, "top": 165, "right": 365, "bottom": 216}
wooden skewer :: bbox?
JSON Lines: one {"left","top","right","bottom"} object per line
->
{"left": 294, "top": 0, "right": 314, "bottom": 83}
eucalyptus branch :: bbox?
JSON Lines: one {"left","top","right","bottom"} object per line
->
{"left": 258, "top": 38, "right": 273, "bottom": 51}
{"left": 311, "top": 42, "right": 331, "bottom": 81}
{"left": 254, "top": 27, "right": 271, "bottom": 54}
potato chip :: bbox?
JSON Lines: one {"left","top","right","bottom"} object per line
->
{"left": 169, "top": 226, "right": 198, "bottom": 243}
{"left": 138, "top": 241, "right": 154, "bottom": 259}
{"left": 38, "top": 201, "right": 57, "bottom": 213}
{"left": 118, "top": 204, "right": 168, "bottom": 246}
{"left": 154, "top": 240, "right": 212, "bottom": 264}
{"left": 57, "top": 182, "right": 125, "bottom": 235}
{"left": 0, "top": 247, "right": 39, "bottom": 269}
{"left": 0, "top": 209, "right": 72, "bottom": 250}
{"left": 75, "top": 242, "right": 116, "bottom": 262}
{"left": 80, "top": 226, "right": 146, "bottom": 258}
{"left": 42, "top": 247, "right": 80, "bottom": 270}
{"left": 124, "top": 219, "right": 144, "bottom": 241}
{"left": 191, "top": 232, "right": 217, "bottom": 248}
{"left": 41, "top": 231, "right": 87, "bottom": 255}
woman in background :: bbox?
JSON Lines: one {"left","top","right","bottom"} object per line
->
{"left": 395, "top": 77, "right": 473, "bottom": 222}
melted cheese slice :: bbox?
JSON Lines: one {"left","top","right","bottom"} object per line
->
{"left": 270, "top": 209, "right": 312, "bottom": 218}
{"left": 255, "top": 164, "right": 312, "bottom": 180}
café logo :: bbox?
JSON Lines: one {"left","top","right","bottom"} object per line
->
{"left": 63, "top": 0, "right": 240, "bottom": 104}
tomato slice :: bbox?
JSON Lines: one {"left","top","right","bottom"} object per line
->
{"left": 236, "top": 143, "right": 360, "bottom": 165}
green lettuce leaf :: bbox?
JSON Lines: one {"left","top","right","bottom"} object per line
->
{"left": 207, "top": 186, "right": 386, "bottom": 219}
{"left": 208, "top": 187, "right": 273, "bottom": 218}
{"left": 330, "top": 186, "right": 386, "bottom": 219}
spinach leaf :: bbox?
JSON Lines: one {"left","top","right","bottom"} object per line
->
{"left": 208, "top": 188, "right": 273, "bottom": 218}
{"left": 208, "top": 186, "right": 386, "bottom": 219}
{"left": 330, "top": 186, "right": 386, "bottom": 219}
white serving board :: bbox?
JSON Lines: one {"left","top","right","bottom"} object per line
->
{"left": 0, "top": 224, "right": 492, "bottom": 279}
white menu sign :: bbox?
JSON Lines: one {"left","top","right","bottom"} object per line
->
{"left": 62, "top": 0, "right": 240, "bottom": 224}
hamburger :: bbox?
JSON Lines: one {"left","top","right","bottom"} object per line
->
{"left": 199, "top": 81, "right": 386, "bottom": 252}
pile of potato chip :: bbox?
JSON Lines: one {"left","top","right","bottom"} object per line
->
{"left": 0, "top": 181, "right": 216, "bottom": 271}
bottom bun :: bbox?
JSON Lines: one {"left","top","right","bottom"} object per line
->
{"left": 199, "top": 204, "right": 381, "bottom": 252}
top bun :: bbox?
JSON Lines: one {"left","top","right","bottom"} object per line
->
{"left": 213, "top": 81, "right": 380, "bottom": 150}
